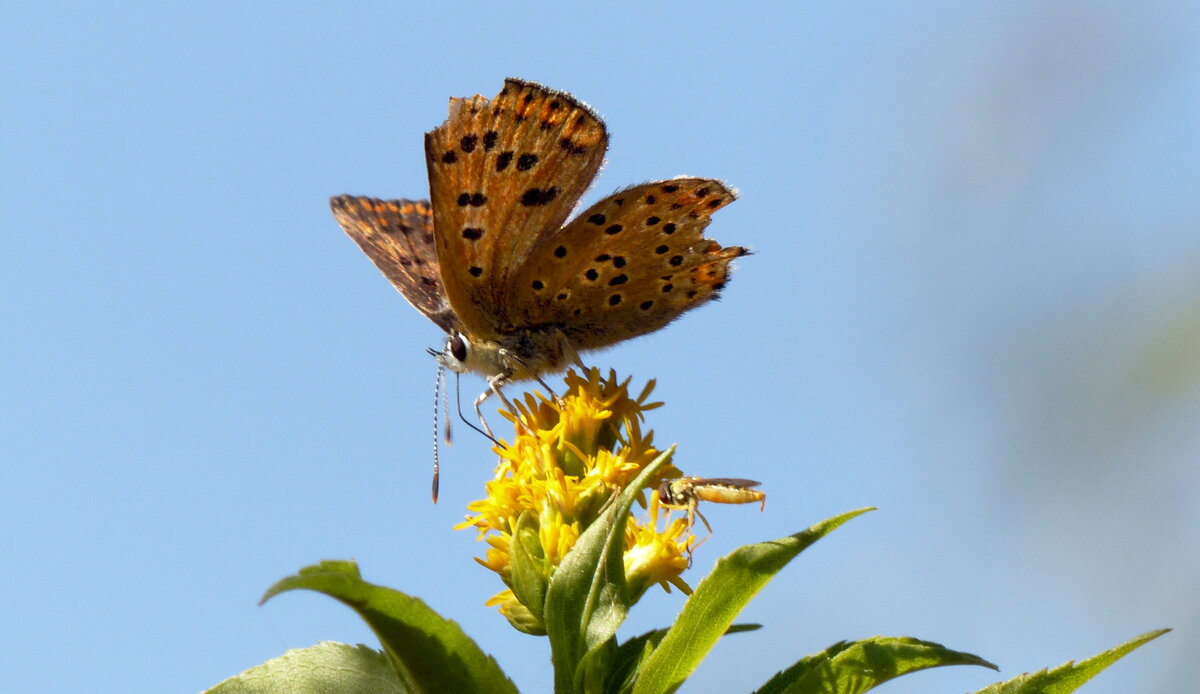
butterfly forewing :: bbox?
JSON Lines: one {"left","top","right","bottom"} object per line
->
{"left": 507, "top": 178, "right": 747, "bottom": 351}
{"left": 330, "top": 195, "right": 460, "bottom": 333}
{"left": 423, "top": 79, "right": 608, "bottom": 339}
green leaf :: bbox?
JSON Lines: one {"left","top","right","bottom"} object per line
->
{"left": 631, "top": 508, "right": 874, "bottom": 694}
{"left": 607, "top": 625, "right": 761, "bottom": 694}
{"left": 261, "top": 560, "right": 517, "bottom": 694}
{"left": 203, "top": 642, "right": 405, "bottom": 694}
{"left": 611, "top": 637, "right": 658, "bottom": 694}
{"left": 509, "top": 511, "right": 549, "bottom": 633}
{"left": 973, "top": 629, "right": 1170, "bottom": 694}
{"left": 544, "top": 446, "right": 676, "bottom": 693}
{"left": 756, "top": 636, "right": 996, "bottom": 694}
{"left": 576, "top": 638, "right": 617, "bottom": 694}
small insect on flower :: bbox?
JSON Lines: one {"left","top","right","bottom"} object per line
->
{"left": 655, "top": 477, "right": 766, "bottom": 536}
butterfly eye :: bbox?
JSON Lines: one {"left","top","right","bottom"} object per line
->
{"left": 449, "top": 333, "right": 469, "bottom": 363}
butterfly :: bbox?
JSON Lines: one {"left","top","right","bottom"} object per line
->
{"left": 331, "top": 79, "right": 747, "bottom": 493}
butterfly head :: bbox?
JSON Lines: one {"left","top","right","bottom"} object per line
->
{"left": 428, "top": 332, "right": 473, "bottom": 375}
{"left": 429, "top": 328, "right": 578, "bottom": 384}
{"left": 429, "top": 331, "right": 507, "bottom": 378}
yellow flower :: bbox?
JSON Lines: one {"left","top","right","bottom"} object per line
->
{"left": 458, "top": 368, "right": 693, "bottom": 631}
{"left": 625, "top": 516, "right": 694, "bottom": 600}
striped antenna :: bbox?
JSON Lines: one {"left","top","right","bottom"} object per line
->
{"left": 431, "top": 364, "right": 446, "bottom": 503}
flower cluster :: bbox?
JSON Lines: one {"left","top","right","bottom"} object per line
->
{"left": 458, "top": 368, "right": 693, "bottom": 633}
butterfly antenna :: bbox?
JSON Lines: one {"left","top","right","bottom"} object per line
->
{"left": 431, "top": 364, "right": 445, "bottom": 503}
{"left": 455, "top": 372, "right": 503, "bottom": 447}
{"left": 442, "top": 369, "right": 453, "bottom": 447}
{"left": 427, "top": 346, "right": 453, "bottom": 447}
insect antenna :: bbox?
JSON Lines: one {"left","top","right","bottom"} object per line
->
{"left": 431, "top": 363, "right": 446, "bottom": 503}
{"left": 441, "top": 364, "right": 452, "bottom": 447}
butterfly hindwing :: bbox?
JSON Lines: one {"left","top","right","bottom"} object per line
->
{"left": 423, "top": 78, "right": 608, "bottom": 340}
{"left": 505, "top": 178, "right": 747, "bottom": 351}
{"left": 330, "top": 195, "right": 460, "bottom": 333}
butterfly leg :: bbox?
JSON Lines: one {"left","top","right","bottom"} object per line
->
{"left": 494, "top": 345, "right": 563, "bottom": 403}
{"left": 473, "top": 385, "right": 498, "bottom": 440}
{"left": 473, "top": 371, "right": 520, "bottom": 441}
{"left": 545, "top": 331, "right": 576, "bottom": 404}
{"left": 489, "top": 371, "right": 519, "bottom": 414}
{"left": 531, "top": 372, "right": 561, "bottom": 402}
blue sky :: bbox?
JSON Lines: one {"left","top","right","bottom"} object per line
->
{"left": 3, "top": 2, "right": 1198, "bottom": 692}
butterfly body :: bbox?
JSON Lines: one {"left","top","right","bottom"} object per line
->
{"left": 443, "top": 323, "right": 577, "bottom": 383}
{"left": 332, "top": 79, "right": 747, "bottom": 402}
